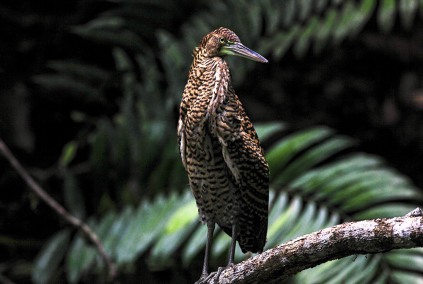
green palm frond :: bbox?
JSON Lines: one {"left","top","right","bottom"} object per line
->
{"left": 31, "top": 123, "right": 422, "bottom": 283}
{"left": 28, "top": 1, "right": 423, "bottom": 283}
{"left": 33, "top": 0, "right": 423, "bottom": 200}
{"left": 159, "top": 0, "right": 422, "bottom": 63}
{"left": 261, "top": 0, "right": 419, "bottom": 57}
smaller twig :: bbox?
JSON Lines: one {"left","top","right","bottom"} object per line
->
{"left": 0, "top": 139, "right": 117, "bottom": 279}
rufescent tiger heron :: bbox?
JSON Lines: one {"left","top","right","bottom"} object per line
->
{"left": 177, "top": 27, "right": 269, "bottom": 282}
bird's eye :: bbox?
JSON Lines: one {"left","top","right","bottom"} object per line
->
{"left": 219, "top": 37, "right": 226, "bottom": 44}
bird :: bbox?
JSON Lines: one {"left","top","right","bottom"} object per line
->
{"left": 177, "top": 27, "right": 269, "bottom": 282}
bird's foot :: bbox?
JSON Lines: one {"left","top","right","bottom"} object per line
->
{"left": 194, "top": 272, "right": 215, "bottom": 284}
{"left": 214, "top": 266, "right": 225, "bottom": 283}
{"left": 196, "top": 264, "right": 234, "bottom": 284}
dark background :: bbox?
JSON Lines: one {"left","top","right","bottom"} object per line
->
{"left": 1, "top": 0, "right": 423, "bottom": 283}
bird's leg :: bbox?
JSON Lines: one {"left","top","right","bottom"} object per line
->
{"left": 195, "top": 222, "right": 215, "bottom": 283}
{"left": 228, "top": 222, "right": 239, "bottom": 265}
{"left": 203, "top": 222, "right": 216, "bottom": 276}
{"left": 213, "top": 222, "right": 240, "bottom": 283}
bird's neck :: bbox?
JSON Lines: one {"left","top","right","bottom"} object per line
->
{"left": 182, "top": 51, "right": 232, "bottom": 120}
{"left": 189, "top": 48, "right": 230, "bottom": 80}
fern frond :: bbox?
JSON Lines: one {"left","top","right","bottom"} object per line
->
{"left": 59, "top": 123, "right": 423, "bottom": 283}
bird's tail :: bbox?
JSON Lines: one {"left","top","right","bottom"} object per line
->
{"left": 220, "top": 207, "right": 268, "bottom": 254}
{"left": 237, "top": 209, "right": 268, "bottom": 253}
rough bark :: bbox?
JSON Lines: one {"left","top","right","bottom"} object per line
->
{"left": 205, "top": 208, "right": 423, "bottom": 284}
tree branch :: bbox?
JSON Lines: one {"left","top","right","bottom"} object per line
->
{"left": 0, "top": 138, "right": 117, "bottom": 280}
{"left": 207, "top": 208, "right": 423, "bottom": 284}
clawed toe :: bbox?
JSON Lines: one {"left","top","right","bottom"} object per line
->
{"left": 195, "top": 264, "right": 234, "bottom": 284}
{"left": 195, "top": 272, "right": 216, "bottom": 284}
{"left": 195, "top": 267, "right": 227, "bottom": 284}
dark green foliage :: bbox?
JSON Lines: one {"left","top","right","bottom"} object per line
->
{"left": 32, "top": 229, "right": 72, "bottom": 284}
{"left": 2, "top": 0, "right": 423, "bottom": 283}
{"left": 35, "top": 123, "right": 423, "bottom": 283}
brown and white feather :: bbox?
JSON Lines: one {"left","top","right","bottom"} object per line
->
{"left": 178, "top": 27, "right": 269, "bottom": 253}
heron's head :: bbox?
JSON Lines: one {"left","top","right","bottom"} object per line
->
{"left": 199, "top": 27, "right": 268, "bottom": 63}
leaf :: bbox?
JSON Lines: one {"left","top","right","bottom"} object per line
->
{"left": 89, "top": 119, "right": 111, "bottom": 172}
{"left": 281, "top": 0, "right": 296, "bottom": 27}
{"left": 101, "top": 206, "right": 134, "bottom": 261}
{"left": 59, "top": 141, "right": 78, "bottom": 168}
{"left": 47, "top": 60, "right": 110, "bottom": 83}
{"left": 294, "top": 16, "right": 319, "bottom": 58}
{"left": 316, "top": 0, "right": 329, "bottom": 13}
{"left": 254, "top": 121, "right": 286, "bottom": 141}
{"left": 33, "top": 74, "right": 103, "bottom": 101}
{"left": 66, "top": 231, "right": 97, "bottom": 284}
{"left": 385, "top": 249, "right": 423, "bottom": 272}
{"left": 332, "top": 1, "right": 356, "bottom": 45}
{"left": 390, "top": 271, "right": 423, "bottom": 284}
{"left": 272, "top": 135, "right": 354, "bottom": 189}
{"left": 63, "top": 173, "right": 86, "bottom": 219}
{"left": 32, "top": 229, "right": 71, "bottom": 284}
{"left": 354, "top": 203, "right": 421, "bottom": 220}
{"left": 113, "top": 202, "right": 150, "bottom": 264}
{"left": 114, "top": 193, "right": 191, "bottom": 264}
{"left": 266, "top": 126, "right": 333, "bottom": 176}
{"left": 267, "top": 195, "right": 303, "bottom": 247}
{"left": 164, "top": 200, "right": 197, "bottom": 234}
{"left": 314, "top": 8, "right": 337, "bottom": 53}
{"left": 298, "top": 0, "right": 313, "bottom": 21}
{"left": 148, "top": 194, "right": 197, "bottom": 266}
{"left": 348, "top": 0, "right": 377, "bottom": 37}
{"left": 378, "top": 0, "right": 396, "bottom": 33}
{"left": 261, "top": 0, "right": 280, "bottom": 33}
{"left": 399, "top": 0, "right": 419, "bottom": 29}
{"left": 72, "top": 26, "right": 146, "bottom": 51}
{"left": 275, "top": 25, "right": 300, "bottom": 58}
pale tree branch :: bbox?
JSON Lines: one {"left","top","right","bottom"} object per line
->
{"left": 0, "top": 138, "right": 117, "bottom": 280}
{"left": 206, "top": 208, "right": 423, "bottom": 284}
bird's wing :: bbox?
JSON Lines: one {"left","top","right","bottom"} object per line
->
{"left": 215, "top": 92, "right": 269, "bottom": 252}
{"left": 218, "top": 98, "right": 269, "bottom": 210}
{"left": 177, "top": 108, "right": 187, "bottom": 170}
{"left": 177, "top": 99, "right": 187, "bottom": 169}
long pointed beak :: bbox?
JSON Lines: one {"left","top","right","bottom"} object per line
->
{"left": 221, "top": 42, "right": 268, "bottom": 63}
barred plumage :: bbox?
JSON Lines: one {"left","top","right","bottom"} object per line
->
{"left": 177, "top": 27, "right": 269, "bottom": 281}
